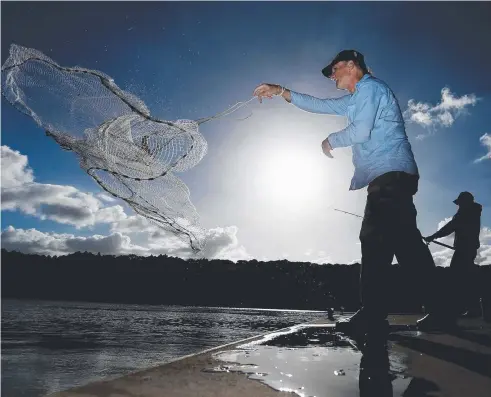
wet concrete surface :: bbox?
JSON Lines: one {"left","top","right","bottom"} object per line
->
{"left": 210, "top": 324, "right": 413, "bottom": 397}
{"left": 210, "top": 318, "right": 491, "bottom": 397}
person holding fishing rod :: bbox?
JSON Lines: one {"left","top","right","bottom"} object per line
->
{"left": 424, "top": 191, "right": 483, "bottom": 318}
{"left": 254, "top": 49, "right": 454, "bottom": 346}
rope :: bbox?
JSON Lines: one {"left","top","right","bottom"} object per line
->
{"left": 196, "top": 96, "right": 256, "bottom": 125}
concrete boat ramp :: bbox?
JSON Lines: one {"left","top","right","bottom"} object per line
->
{"left": 49, "top": 315, "right": 491, "bottom": 397}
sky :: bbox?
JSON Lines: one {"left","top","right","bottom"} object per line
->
{"left": 1, "top": 1, "right": 490, "bottom": 266}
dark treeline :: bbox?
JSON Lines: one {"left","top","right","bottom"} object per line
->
{"left": 2, "top": 249, "right": 490, "bottom": 312}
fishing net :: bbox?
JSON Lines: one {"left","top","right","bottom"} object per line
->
{"left": 1, "top": 44, "right": 253, "bottom": 251}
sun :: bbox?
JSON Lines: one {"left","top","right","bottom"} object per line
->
{"left": 253, "top": 144, "right": 328, "bottom": 207}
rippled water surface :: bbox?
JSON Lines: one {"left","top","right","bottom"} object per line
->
{"left": 1, "top": 299, "right": 328, "bottom": 397}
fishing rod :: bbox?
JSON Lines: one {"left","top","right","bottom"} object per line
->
{"left": 427, "top": 240, "right": 455, "bottom": 250}
{"left": 333, "top": 208, "right": 363, "bottom": 218}
{"left": 332, "top": 208, "right": 455, "bottom": 250}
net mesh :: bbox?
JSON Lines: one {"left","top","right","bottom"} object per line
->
{"left": 1, "top": 44, "right": 209, "bottom": 251}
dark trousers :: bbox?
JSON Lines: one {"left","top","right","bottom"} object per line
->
{"left": 359, "top": 172, "right": 437, "bottom": 320}
{"left": 449, "top": 248, "right": 478, "bottom": 316}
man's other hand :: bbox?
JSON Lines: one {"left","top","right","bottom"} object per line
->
{"left": 423, "top": 235, "right": 434, "bottom": 243}
{"left": 321, "top": 137, "right": 333, "bottom": 158}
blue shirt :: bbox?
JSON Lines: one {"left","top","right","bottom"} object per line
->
{"left": 290, "top": 74, "right": 419, "bottom": 190}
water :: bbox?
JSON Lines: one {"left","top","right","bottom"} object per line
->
{"left": 1, "top": 299, "right": 328, "bottom": 397}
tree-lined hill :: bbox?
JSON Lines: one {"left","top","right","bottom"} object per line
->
{"left": 2, "top": 249, "right": 490, "bottom": 313}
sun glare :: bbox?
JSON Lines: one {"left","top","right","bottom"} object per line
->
{"left": 254, "top": 145, "right": 327, "bottom": 207}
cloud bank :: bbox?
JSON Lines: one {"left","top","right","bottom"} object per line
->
{"left": 1, "top": 145, "right": 251, "bottom": 261}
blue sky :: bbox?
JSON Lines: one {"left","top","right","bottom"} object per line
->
{"left": 2, "top": 2, "right": 490, "bottom": 264}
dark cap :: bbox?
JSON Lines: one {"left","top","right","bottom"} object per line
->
{"left": 322, "top": 49, "right": 369, "bottom": 78}
{"left": 453, "top": 191, "right": 474, "bottom": 205}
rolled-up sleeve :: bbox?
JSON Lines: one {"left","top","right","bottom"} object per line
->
{"left": 290, "top": 91, "right": 350, "bottom": 116}
{"left": 327, "top": 86, "right": 382, "bottom": 149}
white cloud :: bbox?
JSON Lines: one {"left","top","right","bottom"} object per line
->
{"left": 2, "top": 181, "right": 126, "bottom": 228}
{"left": 200, "top": 226, "right": 252, "bottom": 261}
{"left": 93, "top": 205, "right": 127, "bottom": 224}
{"left": 1, "top": 146, "right": 34, "bottom": 188}
{"left": 404, "top": 87, "right": 478, "bottom": 134}
{"left": 110, "top": 214, "right": 158, "bottom": 234}
{"left": 474, "top": 133, "right": 491, "bottom": 163}
{"left": 437, "top": 217, "right": 453, "bottom": 231}
{"left": 1, "top": 226, "right": 146, "bottom": 256}
{"left": 310, "top": 254, "right": 334, "bottom": 265}
{"left": 110, "top": 217, "right": 252, "bottom": 261}
{"left": 304, "top": 249, "right": 334, "bottom": 265}
{"left": 1, "top": 145, "right": 125, "bottom": 227}
{"left": 431, "top": 247, "right": 454, "bottom": 268}
{"left": 477, "top": 227, "right": 491, "bottom": 266}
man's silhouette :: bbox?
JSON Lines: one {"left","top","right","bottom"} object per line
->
{"left": 425, "top": 191, "right": 482, "bottom": 318}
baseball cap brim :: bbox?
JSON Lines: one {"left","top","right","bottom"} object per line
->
{"left": 322, "top": 63, "right": 335, "bottom": 78}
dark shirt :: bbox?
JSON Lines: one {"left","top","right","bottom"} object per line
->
{"left": 432, "top": 202, "right": 482, "bottom": 250}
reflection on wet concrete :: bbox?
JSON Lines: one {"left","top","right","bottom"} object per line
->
{"left": 210, "top": 324, "right": 413, "bottom": 397}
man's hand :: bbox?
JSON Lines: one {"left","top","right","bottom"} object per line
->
{"left": 321, "top": 137, "right": 333, "bottom": 158}
{"left": 423, "top": 235, "right": 434, "bottom": 243}
{"left": 253, "top": 83, "right": 282, "bottom": 103}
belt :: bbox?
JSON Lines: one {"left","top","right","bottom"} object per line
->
{"left": 367, "top": 171, "right": 419, "bottom": 194}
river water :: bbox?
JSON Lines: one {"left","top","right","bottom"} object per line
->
{"left": 1, "top": 299, "right": 327, "bottom": 397}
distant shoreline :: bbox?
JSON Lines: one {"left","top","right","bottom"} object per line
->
{"left": 2, "top": 249, "right": 490, "bottom": 312}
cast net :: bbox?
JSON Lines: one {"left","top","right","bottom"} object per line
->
{"left": 1, "top": 44, "right": 253, "bottom": 251}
